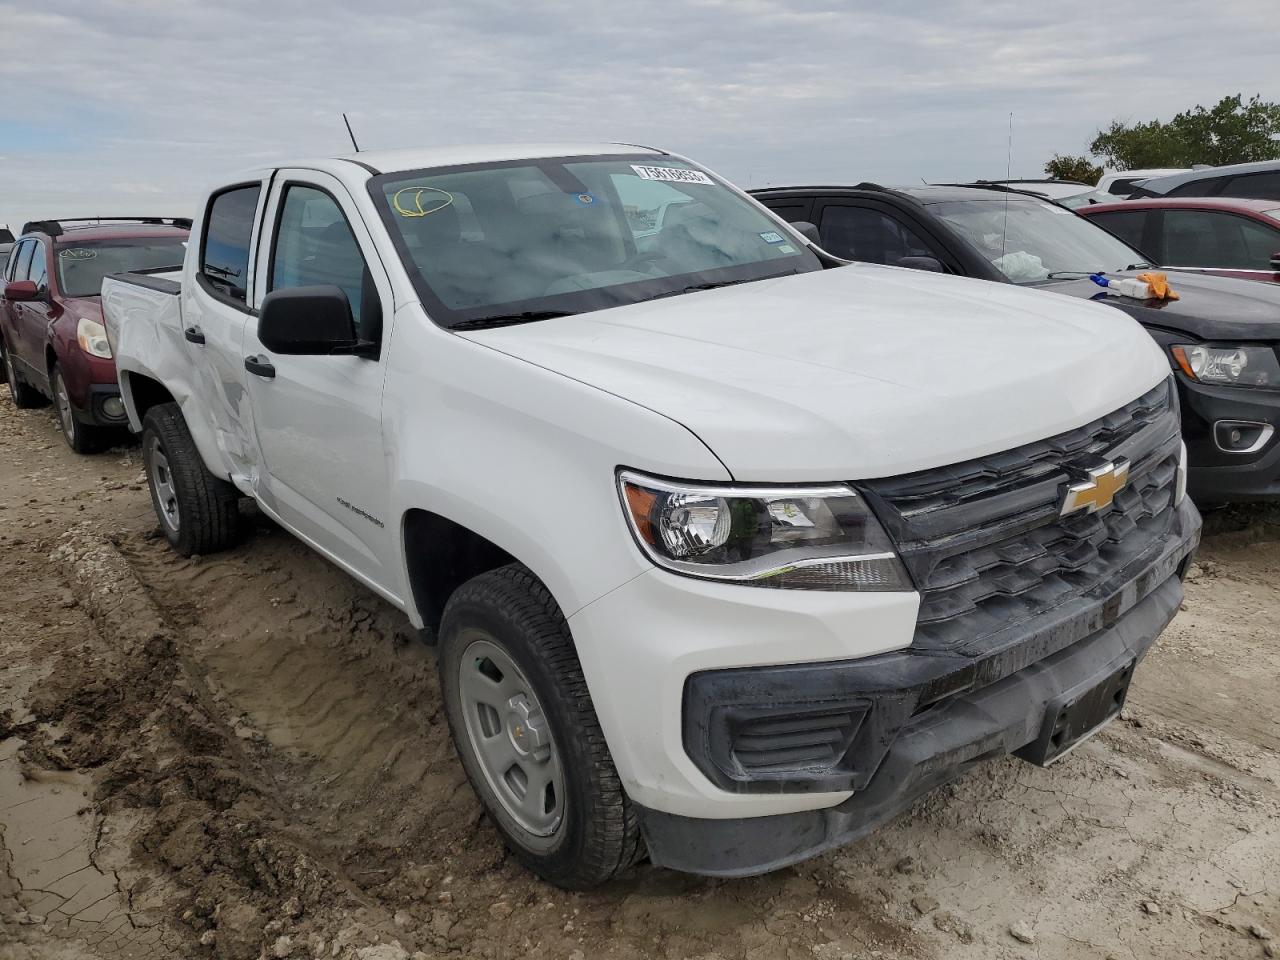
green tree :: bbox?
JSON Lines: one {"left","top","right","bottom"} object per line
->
{"left": 1044, "top": 154, "right": 1103, "bottom": 184}
{"left": 1088, "top": 94, "right": 1280, "bottom": 170}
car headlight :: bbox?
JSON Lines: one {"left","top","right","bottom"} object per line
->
{"left": 1170, "top": 344, "right": 1280, "bottom": 387}
{"left": 618, "top": 470, "right": 912, "bottom": 591}
{"left": 76, "top": 317, "right": 113, "bottom": 359}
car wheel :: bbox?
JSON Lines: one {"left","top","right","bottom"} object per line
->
{"left": 141, "top": 402, "right": 241, "bottom": 556}
{"left": 52, "top": 364, "right": 107, "bottom": 454}
{"left": 439, "top": 564, "right": 643, "bottom": 890}
{"left": 1, "top": 339, "right": 46, "bottom": 409}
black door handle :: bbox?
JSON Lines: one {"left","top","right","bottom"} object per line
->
{"left": 184, "top": 325, "right": 206, "bottom": 344}
{"left": 244, "top": 355, "right": 276, "bottom": 378}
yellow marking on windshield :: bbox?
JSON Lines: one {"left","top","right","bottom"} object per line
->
{"left": 392, "top": 186, "right": 455, "bottom": 218}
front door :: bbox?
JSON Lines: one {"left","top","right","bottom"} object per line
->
{"left": 241, "top": 170, "right": 398, "bottom": 599}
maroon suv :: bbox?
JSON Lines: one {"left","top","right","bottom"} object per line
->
{"left": 1, "top": 219, "right": 189, "bottom": 452}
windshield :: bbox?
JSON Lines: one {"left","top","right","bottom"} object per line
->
{"left": 371, "top": 155, "right": 820, "bottom": 327}
{"left": 55, "top": 238, "right": 188, "bottom": 297}
{"left": 929, "top": 198, "right": 1150, "bottom": 283}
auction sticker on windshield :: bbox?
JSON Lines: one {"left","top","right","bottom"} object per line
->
{"left": 631, "top": 165, "right": 714, "bottom": 185}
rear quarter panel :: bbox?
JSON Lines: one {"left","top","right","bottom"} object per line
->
{"left": 103, "top": 273, "right": 232, "bottom": 478}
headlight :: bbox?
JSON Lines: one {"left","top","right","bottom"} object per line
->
{"left": 1170, "top": 344, "right": 1280, "bottom": 387}
{"left": 618, "top": 470, "right": 911, "bottom": 591}
{"left": 76, "top": 317, "right": 113, "bottom": 359}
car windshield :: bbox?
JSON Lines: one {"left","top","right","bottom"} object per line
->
{"left": 372, "top": 155, "right": 820, "bottom": 327}
{"left": 929, "top": 198, "right": 1150, "bottom": 283}
{"left": 55, "top": 238, "right": 188, "bottom": 297}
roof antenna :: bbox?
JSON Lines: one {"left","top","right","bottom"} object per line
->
{"left": 342, "top": 113, "right": 361, "bottom": 153}
{"left": 1000, "top": 112, "right": 1013, "bottom": 263}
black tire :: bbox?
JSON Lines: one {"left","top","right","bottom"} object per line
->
{"left": 439, "top": 564, "right": 643, "bottom": 889}
{"left": 51, "top": 364, "right": 108, "bottom": 454}
{"left": 141, "top": 403, "right": 241, "bottom": 556}
{"left": 1, "top": 338, "right": 46, "bottom": 409}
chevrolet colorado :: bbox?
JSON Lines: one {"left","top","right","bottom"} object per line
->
{"left": 102, "top": 143, "right": 1200, "bottom": 888}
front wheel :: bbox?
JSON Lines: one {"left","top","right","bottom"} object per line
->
{"left": 141, "top": 403, "right": 241, "bottom": 556}
{"left": 439, "top": 565, "right": 642, "bottom": 889}
{"left": 52, "top": 364, "right": 108, "bottom": 454}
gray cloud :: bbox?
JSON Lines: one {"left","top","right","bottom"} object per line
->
{"left": 1, "top": 0, "right": 1276, "bottom": 227}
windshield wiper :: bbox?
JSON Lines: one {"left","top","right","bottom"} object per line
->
{"left": 451, "top": 310, "right": 573, "bottom": 330}
{"left": 646, "top": 274, "right": 797, "bottom": 303}
{"left": 1045, "top": 262, "right": 1156, "bottom": 280}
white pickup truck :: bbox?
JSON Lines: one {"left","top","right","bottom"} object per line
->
{"left": 102, "top": 143, "right": 1200, "bottom": 889}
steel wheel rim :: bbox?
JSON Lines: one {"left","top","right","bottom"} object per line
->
{"left": 54, "top": 372, "right": 76, "bottom": 439}
{"left": 146, "top": 435, "right": 180, "bottom": 533}
{"left": 457, "top": 633, "right": 565, "bottom": 847}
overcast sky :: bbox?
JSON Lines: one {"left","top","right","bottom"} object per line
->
{"left": 2, "top": 0, "right": 1277, "bottom": 228}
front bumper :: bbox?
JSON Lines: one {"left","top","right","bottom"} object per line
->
{"left": 636, "top": 497, "right": 1199, "bottom": 876}
{"left": 77, "top": 382, "right": 130, "bottom": 428}
{"left": 1177, "top": 375, "right": 1280, "bottom": 502}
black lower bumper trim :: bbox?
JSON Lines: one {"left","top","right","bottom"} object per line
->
{"left": 642, "top": 571, "right": 1187, "bottom": 877}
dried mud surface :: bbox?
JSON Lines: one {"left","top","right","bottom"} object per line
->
{"left": 0, "top": 391, "right": 1276, "bottom": 960}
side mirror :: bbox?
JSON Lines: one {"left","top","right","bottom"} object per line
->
{"left": 896, "top": 256, "right": 944, "bottom": 273}
{"left": 4, "top": 280, "right": 39, "bottom": 302}
{"left": 789, "top": 221, "right": 822, "bottom": 245}
{"left": 257, "top": 285, "right": 373, "bottom": 356}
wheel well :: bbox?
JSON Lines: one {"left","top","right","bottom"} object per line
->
{"left": 45, "top": 346, "right": 57, "bottom": 376}
{"left": 403, "top": 509, "right": 517, "bottom": 637}
{"left": 124, "top": 373, "right": 176, "bottom": 421}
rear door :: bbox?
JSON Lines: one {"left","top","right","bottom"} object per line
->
{"left": 1, "top": 240, "right": 33, "bottom": 366}
{"left": 240, "top": 170, "right": 398, "bottom": 597}
{"left": 185, "top": 180, "right": 271, "bottom": 479}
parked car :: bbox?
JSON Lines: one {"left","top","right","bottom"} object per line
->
{"left": 1, "top": 218, "right": 189, "bottom": 451}
{"left": 1079, "top": 197, "right": 1280, "bottom": 283}
{"left": 0, "top": 224, "right": 14, "bottom": 266}
{"left": 753, "top": 183, "right": 1280, "bottom": 502}
{"left": 1132, "top": 159, "right": 1280, "bottom": 201}
{"left": 103, "top": 144, "right": 1198, "bottom": 887}
{"left": 1095, "top": 168, "right": 1190, "bottom": 198}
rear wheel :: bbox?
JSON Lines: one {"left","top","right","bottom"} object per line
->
{"left": 439, "top": 565, "right": 642, "bottom": 889}
{"left": 52, "top": 364, "right": 108, "bottom": 454}
{"left": 141, "top": 403, "right": 241, "bottom": 556}
{"left": 2, "top": 339, "right": 45, "bottom": 409}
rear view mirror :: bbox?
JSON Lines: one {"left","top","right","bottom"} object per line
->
{"left": 4, "top": 280, "right": 39, "bottom": 302}
{"left": 257, "top": 285, "right": 374, "bottom": 357}
{"left": 896, "top": 256, "right": 944, "bottom": 273}
{"left": 789, "top": 221, "right": 821, "bottom": 245}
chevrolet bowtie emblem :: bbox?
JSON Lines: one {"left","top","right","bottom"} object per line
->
{"left": 1061, "top": 460, "right": 1130, "bottom": 516}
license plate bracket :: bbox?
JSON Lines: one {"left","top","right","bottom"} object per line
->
{"left": 1015, "top": 659, "right": 1135, "bottom": 767}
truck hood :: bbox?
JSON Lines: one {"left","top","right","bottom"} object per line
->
{"left": 1033, "top": 270, "right": 1280, "bottom": 341}
{"left": 460, "top": 264, "right": 1169, "bottom": 481}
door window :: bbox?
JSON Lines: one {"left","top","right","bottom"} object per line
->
{"left": 269, "top": 184, "right": 378, "bottom": 334}
{"left": 1217, "top": 172, "right": 1280, "bottom": 201}
{"left": 9, "top": 240, "right": 34, "bottom": 282}
{"left": 27, "top": 241, "right": 48, "bottom": 293}
{"left": 1088, "top": 210, "right": 1149, "bottom": 252}
{"left": 819, "top": 205, "right": 940, "bottom": 265}
{"left": 201, "top": 185, "right": 262, "bottom": 304}
{"left": 1162, "top": 210, "right": 1280, "bottom": 269}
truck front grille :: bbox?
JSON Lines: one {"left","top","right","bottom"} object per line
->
{"left": 860, "top": 379, "right": 1181, "bottom": 652}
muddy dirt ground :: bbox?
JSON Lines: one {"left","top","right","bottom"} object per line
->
{"left": 0, "top": 391, "right": 1276, "bottom": 960}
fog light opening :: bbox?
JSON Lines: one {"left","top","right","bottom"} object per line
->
{"left": 1212, "top": 420, "right": 1273, "bottom": 455}
{"left": 101, "top": 396, "right": 126, "bottom": 420}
